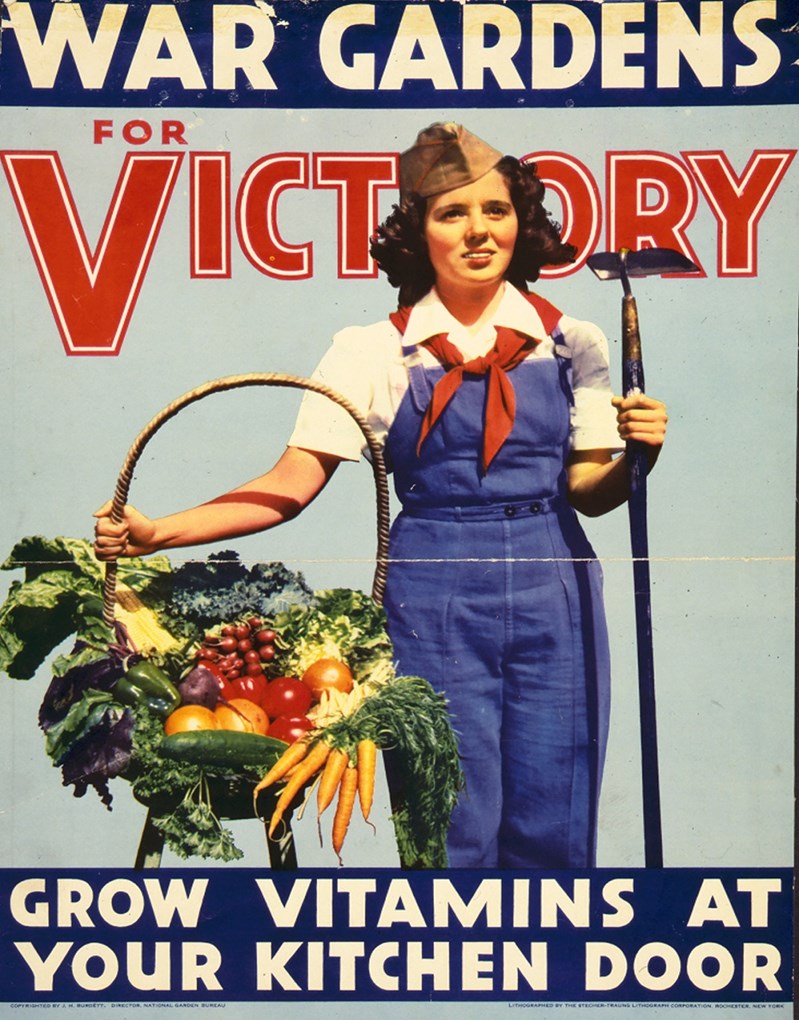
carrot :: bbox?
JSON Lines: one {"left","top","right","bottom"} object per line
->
{"left": 332, "top": 765, "right": 359, "bottom": 864}
{"left": 356, "top": 739, "right": 377, "bottom": 823}
{"left": 317, "top": 748, "right": 350, "bottom": 817}
{"left": 253, "top": 739, "right": 309, "bottom": 801}
{"left": 268, "top": 740, "right": 330, "bottom": 837}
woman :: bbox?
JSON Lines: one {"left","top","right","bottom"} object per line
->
{"left": 96, "top": 123, "right": 667, "bottom": 869}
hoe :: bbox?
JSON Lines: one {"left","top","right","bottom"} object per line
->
{"left": 587, "top": 246, "right": 700, "bottom": 868}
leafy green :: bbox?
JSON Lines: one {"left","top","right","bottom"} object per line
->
{"left": 274, "top": 588, "right": 393, "bottom": 681}
{"left": 151, "top": 781, "right": 244, "bottom": 862}
{"left": 39, "top": 648, "right": 129, "bottom": 729}
{"left": 0, "top": 536, "right": 173, "bottom": 679}
{"left": 45, "top": 689, "right": 116, "bottom": 762}
{"left": 366, "top": 677, "right": 463, "bottom": 869}
{"left": 162, "top": 553, "right": 313, "bottom": 638}
{"left": 1, "top": 535, "right": 173, "bottom": 595}
{"left": 0, "top": 572, "right": 91, "bottom": 679}
{"left": 41, "top": 686, "right": 134, "bottom": 808}
{"left": 127, "top": 706, "right": 205, "bottom": 799}
{"left": 1, "top": 535, "right": 105, "bottom": 584}
{"left": 60, "top": 708, "right": 134, "bottom": 805}
{"left": 46, "top": 595, "right": 128, "bottom": 680}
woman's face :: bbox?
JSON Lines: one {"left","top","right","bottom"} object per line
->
{"left": 423, "top": 168, "right": 518, "bottom": 298}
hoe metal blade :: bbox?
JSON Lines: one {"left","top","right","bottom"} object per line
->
{"left": 587, "top": 247, "right": 699, "bottom": 281}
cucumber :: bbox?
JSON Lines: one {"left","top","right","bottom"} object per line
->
{"left": 160, "top": 730, "right": 288, "bottom": 770}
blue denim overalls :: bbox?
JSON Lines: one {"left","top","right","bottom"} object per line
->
{"left": 383, "top": 293, "right": 611, "bottom": 868}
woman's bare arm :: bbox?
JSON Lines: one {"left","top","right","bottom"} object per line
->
{"left": 94, "top": 446, "right": 342, "bottom": 559}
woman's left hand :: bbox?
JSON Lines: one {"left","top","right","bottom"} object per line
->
{"left": 611, "top": 394, "right": 668, "bottom": 448}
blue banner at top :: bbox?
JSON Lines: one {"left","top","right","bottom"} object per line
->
{"left": 0, "top": 0, "right": 796, "bottom": 109}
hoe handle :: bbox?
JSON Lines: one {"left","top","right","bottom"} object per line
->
{"left": 622, "top": 293, "right": 643, "bottom": 387}
{"left": 621, "top": 291, "right": 664, "bottom": 869}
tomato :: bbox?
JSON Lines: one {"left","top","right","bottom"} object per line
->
{"left": 214, "top": 698, "right": 269, "bottom": 735}
{"left": 268, "top": 714, "right": 313, "bottom": 744}
{"left": 164, "top": 704, "right": 218, "bottom": 735}
{"left": 231, "top": 673, "right": 267, "bottom": 706}
{"left": 262, "top": 676, "right": 313, "bottom": 719}
{"left": 301, "top": 658, "right": 354, "bottom": 701}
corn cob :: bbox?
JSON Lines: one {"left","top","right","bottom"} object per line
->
{"left": 115, "top": 583, "right": 179, "bottom": 655}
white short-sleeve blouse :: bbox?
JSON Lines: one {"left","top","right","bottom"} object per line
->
{"left": 288, "top": 284, "right": 623, "bottom": 462}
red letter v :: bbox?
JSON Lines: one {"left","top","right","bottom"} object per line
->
{"left": 1, "top": 151, "right": 183, "bottom": 355}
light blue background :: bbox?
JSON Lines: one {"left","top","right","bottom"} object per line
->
{"left": 0, "top": 104, "right": 794, "bottom": 1013}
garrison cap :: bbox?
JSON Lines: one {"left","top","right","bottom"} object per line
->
{"left": 399, "top": 122, "right": 504, "bottom": 199}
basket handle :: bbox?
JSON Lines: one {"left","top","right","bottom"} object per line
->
{"left": 102, "top": 373, "right": 390, "bottom": 624}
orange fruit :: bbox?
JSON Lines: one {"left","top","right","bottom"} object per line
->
{"left": 164, "top": 704, "right": 218, "bottom": 735}
{"left": 214, "top": 698, "right": 269, "bottom": 735}
{"left": 301, "top": 658, "right": 354, "bottom": 701}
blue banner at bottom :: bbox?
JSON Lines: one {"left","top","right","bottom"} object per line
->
{"left": 0, "top": 868, "right": 792, "bottom": 1003}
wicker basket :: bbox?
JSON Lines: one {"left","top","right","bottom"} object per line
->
{"left": 103, "top": 374, "right": 391, "bottom": 868}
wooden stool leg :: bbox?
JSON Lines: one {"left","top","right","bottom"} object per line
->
{"left": 135, "top": 807, "right": 165, "bottom": 869}
{"left": 136, "top": 798, "right": 297, "bottom": 869}
{"left": 265, "top": 817, "right": 298, "bottom": 869}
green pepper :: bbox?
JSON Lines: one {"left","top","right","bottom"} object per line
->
{"left": 115, "top": 661, "right": 180, "bottom": 717}
{"left": 114, "top": 682, "right": 173, "bottom": 717}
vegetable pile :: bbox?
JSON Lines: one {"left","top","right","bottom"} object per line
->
{"left": 0, "top": 536, "right": 463, "bottom": 867}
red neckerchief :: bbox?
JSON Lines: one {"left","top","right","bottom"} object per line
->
{"left": 390, "top": 291, "right": 562, "bottom": 473}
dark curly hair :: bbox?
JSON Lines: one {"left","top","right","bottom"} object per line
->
{"left": 370, "top": 156, "right": 577, "bottom": 307}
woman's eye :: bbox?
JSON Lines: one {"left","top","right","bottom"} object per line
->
{"left": 485, "top": 204, "right": 509, "bottom": 217}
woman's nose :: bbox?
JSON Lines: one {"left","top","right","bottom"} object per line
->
{"left": 466, "top": 213, "right": 488, "bottom": 240}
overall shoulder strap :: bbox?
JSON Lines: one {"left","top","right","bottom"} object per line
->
{"left": 523, "top": 291, "right": 574, "bottom": 406}
{"left": 389, "top": 305, "right": 432, "bottom": 412}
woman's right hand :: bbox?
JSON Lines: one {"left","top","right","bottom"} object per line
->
{"left": 93, "top": 501, "right": 158, "bottom": 560}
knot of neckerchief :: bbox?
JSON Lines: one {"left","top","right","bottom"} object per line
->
{"left": 418, "top": 326, "right": 539, "bottom": 473}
